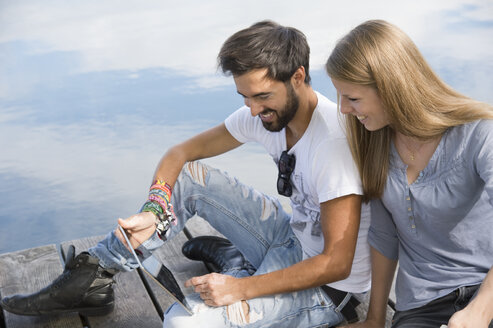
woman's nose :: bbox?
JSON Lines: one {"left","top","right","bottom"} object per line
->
{"left": 339, "top": 97, "right": 352, "bottom": 115}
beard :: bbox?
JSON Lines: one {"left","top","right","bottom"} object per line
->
{"left": 261, "top": 82, "right": 300, "bottom": 132}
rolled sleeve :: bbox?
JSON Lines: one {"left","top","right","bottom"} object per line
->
{"left": 368, "top": 198, "right": 399, "bottom": 260}
{"left": 474, "top": 120, "right": 493, "bottom": 207}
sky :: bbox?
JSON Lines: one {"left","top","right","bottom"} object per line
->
{"left": 1, "top": 0, "right": 492, "bottom": 99}
{"left": 0, "top": 0, "right": 492, "bottom": 252}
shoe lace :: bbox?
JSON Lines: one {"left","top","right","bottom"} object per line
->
{"left": 51, "top": 269, "right": 72, "bottom": 290}
{"left": 50, "top": 256, "right": 80, "bottom": 290}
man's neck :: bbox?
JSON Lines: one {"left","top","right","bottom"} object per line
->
{"left": 286, "top": 87, "right": 318, "bottom": 149}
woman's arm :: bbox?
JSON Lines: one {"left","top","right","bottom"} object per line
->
{"left": 341, "top": 247, "right": 397, "bottom": 328}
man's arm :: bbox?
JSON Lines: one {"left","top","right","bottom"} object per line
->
{"left": 187, "top": 193, "right": 363, "bottom": 306}
{"left": 116, "top": 123, "right": 242, "bottom": 248}
{"left": 152, "top": 123, "right": 243, "bottom": 187}
{"left": 448, "top": 266, "right": 493, "bottom": 328}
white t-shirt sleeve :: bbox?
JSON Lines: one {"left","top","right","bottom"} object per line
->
{"left": 312, "top": 138, "right": 363, "bottom": 204}
{"left": 224, "top": 106, "right": 257, "bottom": 143}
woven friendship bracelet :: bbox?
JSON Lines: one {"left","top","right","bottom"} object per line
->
{"left": 147, "top": 179, "right": 172, "bottom": 209}
{"left": 149, "top": 188, "right": 171, "bottom": 199}
{"left": 148, "top": 194, "right": 169, "bottom": 212}
{"left": 141, "top": 201, "right": 163, "bottom": 217}
{"left": 140, "top": 179, "right": 177, "bottom": 239}
{"left": 150, "top": 181, "right": 172, "bottom": 196}
{"left": 150, "top": 180, "right": 172, "bottom": 197}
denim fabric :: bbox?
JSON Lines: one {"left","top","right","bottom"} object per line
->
{"left": 90, "top": 161, "right": 344, "bottom": 327}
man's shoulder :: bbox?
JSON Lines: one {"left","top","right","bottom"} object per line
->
{"left": 314, "top": 91, "right": 337, "bottom": 112}
{"left": 311, "top": 91, "right": 345, "bottom": 139}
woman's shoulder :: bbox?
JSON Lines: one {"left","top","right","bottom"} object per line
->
{"left": 449, "top": 119, "right": 493, "bottom": 139}
{"left": 447, "top": 119, "right": 493, "bottom": 155}
{"left": 473, "top": 118, "right": 493, "bottom": 134}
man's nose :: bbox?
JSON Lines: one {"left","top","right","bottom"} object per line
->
{"left": 246, "top": 99, "right": 263, "bottom": 117}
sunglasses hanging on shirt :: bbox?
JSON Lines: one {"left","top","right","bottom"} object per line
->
{"left": 277, "top": 150, "right": 296, "bottom": 197}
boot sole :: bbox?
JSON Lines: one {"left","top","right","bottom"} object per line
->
{"left": 78, "top": 302, "right": 115, "bottom": 316}
{"left": 1, "top": 302, "right": 114, "bottom": 317}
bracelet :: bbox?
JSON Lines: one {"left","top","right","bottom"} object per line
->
{"left": 148, "top": 194, "right": 169, "bottom": 213}
{"left": 155, "top": 206, "right": 176, "bottom": 239}
{"left": 150, "top": 180, "right": 172, "bottom": 199}
{"left": 150, "top": 181, "right": 172, "bottom": 197}
{"left": 141, "top": 201, "right": 163, "bottom": 216}
{"left": 140, "top": 179, "right": 176, "bottom": 239}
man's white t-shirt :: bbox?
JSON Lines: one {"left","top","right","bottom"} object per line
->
{"left": 224, "top": 91, "right": 371, "bottom": 293}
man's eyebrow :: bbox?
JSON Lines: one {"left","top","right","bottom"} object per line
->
{"left": 236, "top": 91, "right": 271, "bottom": 98}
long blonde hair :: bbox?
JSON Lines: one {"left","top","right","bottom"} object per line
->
{"left": 325, "top": 20, "right": 493, "bottom": 201}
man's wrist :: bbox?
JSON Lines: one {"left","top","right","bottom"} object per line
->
{"left": 141, "top": 179, "right": 177, "bottom": 239}
{"left": 239, "top": 276, "right": 256, "bottom": 301}
{"left": 465, "top": 298, "right": 493, "bottom": 323}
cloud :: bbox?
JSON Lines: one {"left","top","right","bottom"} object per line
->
{"left": 1, "top": 0, "right": 491, "bottom": 77}
{"left": 0, "top": 111, "right": 278, "bottom": 211}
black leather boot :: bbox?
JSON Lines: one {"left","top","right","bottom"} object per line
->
{"left": 0, "top": 245, "right": 116, "bottom": 316}
{"left": 182, "top": 236, "right": 256, "bottom": 275}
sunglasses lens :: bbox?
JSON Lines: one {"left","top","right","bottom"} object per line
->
{"left": 277, "top": 177, "right": 292, "bottom": 196}
{"left": 277, "top": 151, "right": 295, "bottom": 197}
{"left": 277, "top": 176, "right": 286, "bottom": 194}
{"left": 279, "top": 152, "right": 295, "bottom": 174}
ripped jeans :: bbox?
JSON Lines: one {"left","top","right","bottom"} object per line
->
{"left": 89, "top": 161, "right": 343, "bottom": 327}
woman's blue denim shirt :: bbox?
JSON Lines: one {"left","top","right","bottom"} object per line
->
{"left": 368, "top": 119, "right": 493, "bottom": 311}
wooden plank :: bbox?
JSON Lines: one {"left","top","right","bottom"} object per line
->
{"left": 0, "top": 245, "right": 83, "bottom": 328}
{"left": 61, "top": 236, "right": 163, "bottom": 328}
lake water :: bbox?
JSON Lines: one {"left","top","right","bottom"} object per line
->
{"left": 1, "top": 1, "right": 492, "bottom": 254}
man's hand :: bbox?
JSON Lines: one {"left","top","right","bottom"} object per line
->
{"left": 448, "top": 267, "right": 493, "bottom": 328}
{"left": 185, "top": 273, "right": 243, "bottom": 307}
{"left": 448, "top": 305, "right": 491, "bottom": 328}
{"left": 115, "top": 211, "right": 157, "bottom": 250}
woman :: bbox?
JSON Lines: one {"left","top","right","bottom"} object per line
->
{"left": 325, "top": 20, "right": 493, "bottom": 328}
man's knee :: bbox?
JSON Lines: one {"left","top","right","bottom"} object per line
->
{"left": 227, "top": 300, "right": 250, "bottom": 325}
{"left": 227, "top": 300, "right": 263, "bottom": 326}
{"left": 162, "top": 303, "right": 190, "bottom": 328}
{"left": 163, "top": 301, "right": 228, "bottom": 328}
{"left": 181, "top": 161, "right": 210, "bottom": 187}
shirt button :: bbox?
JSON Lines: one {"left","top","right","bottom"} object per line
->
{"left": 409, "top": 216, "right": 413, "bottom": 220}
{"left": 411, "top": 225, "right": 416, "bottom": 229}
{"left": 408, "top": 207, "right": 412, "bottom": 211}
{"left": 406, "top": 197, "right": 410, "bottom": 201}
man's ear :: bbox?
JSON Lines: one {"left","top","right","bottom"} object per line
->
{"left": 291, "top": 66, "right": 306, "bottom": 86}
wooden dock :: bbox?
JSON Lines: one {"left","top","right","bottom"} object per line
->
{"left": 0, "top": 216, "right": 394, "bottom": 327}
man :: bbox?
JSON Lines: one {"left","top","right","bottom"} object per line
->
{"left": 1, "top": 21, "right": 371, "bottom": 327}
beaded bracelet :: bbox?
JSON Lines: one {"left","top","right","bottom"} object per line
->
{"left": 141, "top": 179, "right": 177, "bottom": 239}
